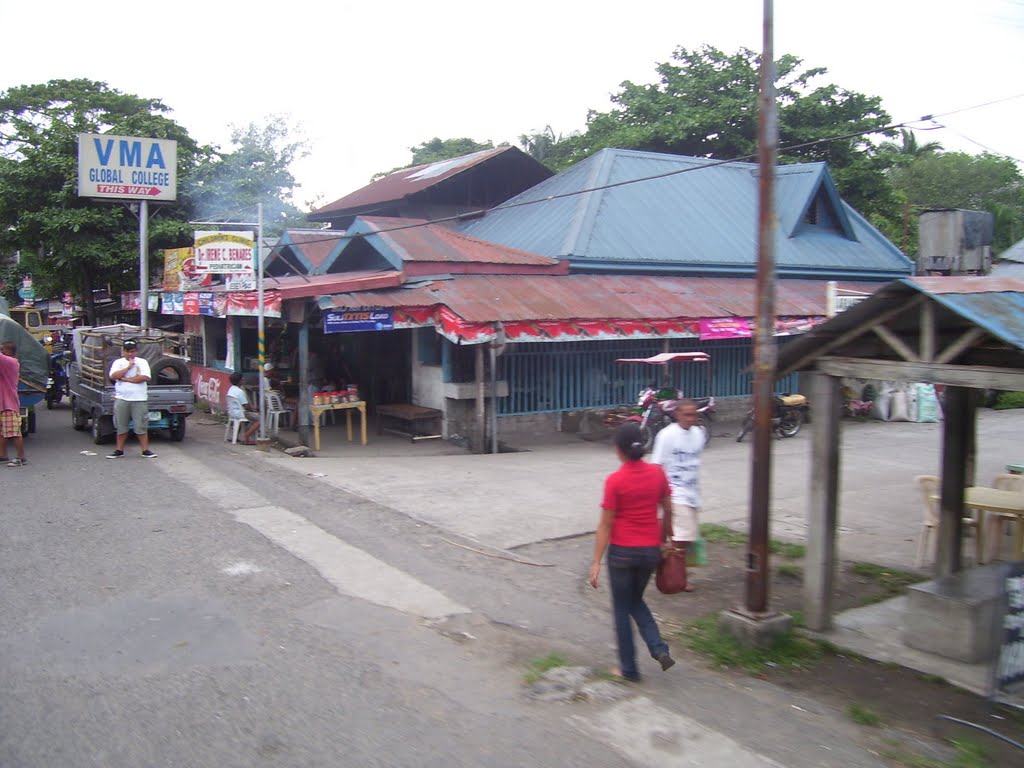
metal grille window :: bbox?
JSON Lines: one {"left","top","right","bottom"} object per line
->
{"left": 496, "top": 337, "right": 800, "bottom": 416}
{"left": 187, "top": 334, "right": 205, "bottom": 367}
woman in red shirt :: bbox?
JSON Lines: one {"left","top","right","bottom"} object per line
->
{"left": 589, "top": 423, "right": 676, "bottom": 681}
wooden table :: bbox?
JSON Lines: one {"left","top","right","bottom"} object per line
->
{"left": 309, "top": 400, "right": 367, "bottom": 450}
{"left": 376, "top": 403, "right": 443, "bottom": 442}
{"left": 965, "top": 487, "right": 1024, "bottom": 562}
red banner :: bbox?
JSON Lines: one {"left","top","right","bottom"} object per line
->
{"left": 699, "top": 317, "right": 752, "bottom": 340}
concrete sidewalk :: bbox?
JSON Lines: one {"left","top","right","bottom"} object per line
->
{"left": 200, "top": 408, "right": 1024, "bottom": 568}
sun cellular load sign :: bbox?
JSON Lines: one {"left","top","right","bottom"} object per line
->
{"left": 77, "top": 134, "right": 178, "bottom": 201}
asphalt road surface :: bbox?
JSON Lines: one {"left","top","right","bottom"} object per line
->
{"left": 0, "top": 403, "right": 885, "bottom": 767}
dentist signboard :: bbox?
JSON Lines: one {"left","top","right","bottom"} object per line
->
{"left": 77, "top": 134, "right": 178, "bottom": 201}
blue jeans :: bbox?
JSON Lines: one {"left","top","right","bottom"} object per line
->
{"left": 607, "top": 544, "right": 669, "bottom": 679}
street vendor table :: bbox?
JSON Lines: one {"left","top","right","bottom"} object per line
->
{"left": 309, "top": 400, "right": 367, "bottom": 450}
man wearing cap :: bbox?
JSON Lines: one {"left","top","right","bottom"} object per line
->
{"left": 107, "top": 339, "right": 156, "bottom": 459}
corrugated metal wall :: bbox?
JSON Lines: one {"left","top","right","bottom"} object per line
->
{"left": 496, "top": 338, "right": 800, "bottom": 415}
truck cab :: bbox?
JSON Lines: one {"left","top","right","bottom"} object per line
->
{"left": 5, "top": 305, "right": 67, "bottom": 352}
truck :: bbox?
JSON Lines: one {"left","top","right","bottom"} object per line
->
{"left": 68, "top": 324, "right": 195, "bottom": 444}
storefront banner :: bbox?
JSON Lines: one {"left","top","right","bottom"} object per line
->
{"left": 699, "top": 317, "right": 752, "bottom": 340}
{"left": 192, "top": 365, "right": 231, "bottom": 411}
{"left": 436, "top": 306, "right": 494, "bottom": 344}
{"left": 119, "top": 291, "right": 159, "bottom": 311}
{"left": 162, "top": 247, "right": 212, "bottom": 291}
{"left": 225, "top": 291, "right": 281, "bottom": 318}
{"left": 324, "top": 308, "right": 395, "bottom": 334}
{"left": 161, "top": 292, "right": 184, "bottom": 314}
{"left": 394, "top": 307, "right": 436, "bottom": 327}
{"left": 183, "top": 293, "right": 200, "bottom": 315}
{"left": 774, "top": 316, "right": 825, "bottom": 336}
{"left": 194, "top": 231, "right": 255, "bottom": 274}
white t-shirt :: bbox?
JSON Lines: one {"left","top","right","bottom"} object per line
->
{"left": 226, "top": 385, "right": 250, "bottom": 419}
{"left": 109, "top": 356, "right": 151, "bottom": 401}
{"left": 650, "top": 422, "right": 705, "bottom": 509}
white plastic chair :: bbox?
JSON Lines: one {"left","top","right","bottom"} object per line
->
{"left": 914, "top": 475, "right": 981, "bottom": 567}
{"left": 224, "top": 397, "right": 250, "bottom": 444}
{"left": 265, "top": 390, "right": 294, "bottom": 436}
{"left": 985, "top": 474, "right": 1024, "bottom": 561}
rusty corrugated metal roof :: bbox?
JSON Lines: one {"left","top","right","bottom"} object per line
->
{"left": 357, "top": 216, "right": 559, "bottom": 266}
{"left": 318, "top": 275, "right": 878, "bottom": 323}
{"left": 310, "top": 146, "right": 551, "bottom": 218}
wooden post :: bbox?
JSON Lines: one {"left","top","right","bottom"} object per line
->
{"left": 804, "top": 373, "right": 842, "bottom": 631}
{"left": 937, "top": 386, "right": 972, "bottom": 577}
{"left": 475, "top": 344, "right": 486, "bottom": 454}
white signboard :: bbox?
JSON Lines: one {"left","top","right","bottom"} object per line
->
{"left": 225, "top": 272, "right": 257, "bottom": 291}
{"left": 194, "top": 231, "right": 255, "bottom": 274}
{"left": 77, "top": 134, "right": 177, "bottom": 201}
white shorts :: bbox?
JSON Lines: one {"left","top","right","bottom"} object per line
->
{"left": 672, "top": 504, "right": 700, "bottom": 542}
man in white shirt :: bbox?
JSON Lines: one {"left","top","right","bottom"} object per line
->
{"left": 107, "top": 339, "right": 156, "bottom": 459}
{"left": 651, "top": 399, "right": 705, "bottom": 585}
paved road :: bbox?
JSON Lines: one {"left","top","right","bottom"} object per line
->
{"left": 10, "top": 401, "right": 1003, "bottom": 766}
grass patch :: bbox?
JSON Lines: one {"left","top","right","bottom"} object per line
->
{"left": 993, "top": 391, "right": 1024, "bottom": 410}
{"left": 680, "top": 614, "right": 824, "bottom": 676}
{"left": 883, "top": 737, "right": 991, "bottom": 768}
{"left": 700, "top": 524, "right": 806, "bottom": 559}
{"left": 777, "top": 563, "right": 803, "bottom": 579}
{"left": 851, "top": 562, "right": 925, "bottom": 605}
{"left": 700, "top": 523, "right": 746, "bottom": 545}
{"left": 523, "top": 653, "right": 568, "bottom": 685}
{"left": 848, "top": 703, "right": 882, "bottom": 727}
{"left": 771, "top": 540, "right": 806, "bottom": 559}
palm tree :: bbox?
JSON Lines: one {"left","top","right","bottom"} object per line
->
{"left": 878, "top": 129, "right": 943, "bottom": 163}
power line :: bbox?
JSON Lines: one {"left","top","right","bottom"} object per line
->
{"left": 260, "top": 91, "right": 1024, "bottom": 257}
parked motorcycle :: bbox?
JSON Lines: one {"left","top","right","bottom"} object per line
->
{"left": 630, "top": 385, "right": 715, "bottom": 451}
{"left": 45, "top": 351, "right": 69, "bottom": 409}
{"left": 735, "top": 393, "right": 810, "bottom": 443}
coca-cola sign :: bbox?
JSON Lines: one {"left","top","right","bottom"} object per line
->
{"left": 193, "top": 366, "right": 230, "bottom": 410}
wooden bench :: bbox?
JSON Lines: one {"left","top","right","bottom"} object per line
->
{"left": 376, "top": 404, "right": 443, "bottom": 442}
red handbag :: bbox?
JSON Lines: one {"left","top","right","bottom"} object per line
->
{"left": 656, "top": 548, "right": 688, "bottom": 594}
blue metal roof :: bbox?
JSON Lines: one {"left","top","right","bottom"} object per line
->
{"left": 461, "top": 148, "right": 913, "bottom": 281}
{"left": 776, "top": 276, "right": 1024, "bottom": 376}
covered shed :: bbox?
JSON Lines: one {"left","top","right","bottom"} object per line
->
{"left": 774, "top": 275, "right": 1024, "bottom": 631}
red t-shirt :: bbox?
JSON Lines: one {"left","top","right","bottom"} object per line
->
{"left": 601, "top": 460, "right": 670, "bottom": 547}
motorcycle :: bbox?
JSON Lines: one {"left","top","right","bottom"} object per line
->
{"left": 631, "top": 386, "right": 715, "bottom": 450}
{"left": 613, "top": 352, "right": 717, "bottom": 451}
{"left": 45, "top": 350, "right": 69, "bottom": 409}
{"left": 735, "top": 393, "right": 810, "bottom": 442}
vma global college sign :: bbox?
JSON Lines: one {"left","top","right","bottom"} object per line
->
{"left": 77, "top": 134, "right": 177, "bottom": 201}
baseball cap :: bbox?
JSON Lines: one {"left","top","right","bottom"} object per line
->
{"left": 264, "top": 363, "right": 274, "bottom": 371}
{"left": 123, "top": 339, "right": 138, "bottom": 350}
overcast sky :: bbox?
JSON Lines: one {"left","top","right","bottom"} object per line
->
{"left": 3, "top": 0, "right": 1022, "bottom": 213}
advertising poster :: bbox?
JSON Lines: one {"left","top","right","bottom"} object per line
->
{"left": 699, "top": 317, "right": 753, "bottom": 340}
{"left": 324, "top": 308, "right": 395, "bottom": 334}
{"left": 162, "top": 247, "right": 212, "bottom": 291}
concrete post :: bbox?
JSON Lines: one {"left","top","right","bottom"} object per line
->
{"left": 804, "top": 372, "right": 842, "bottom": 631}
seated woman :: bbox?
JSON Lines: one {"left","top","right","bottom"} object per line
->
{"left": 226, "top": 372, "right": 261, "bottom": 444}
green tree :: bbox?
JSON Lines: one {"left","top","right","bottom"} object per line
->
{"left": 546, "top": 46, "right": 899, "bottom": 224}
{"left": 0, "top": 79, "right": 202, "bottom": 320}
{"left": 889, "top": 151, "right": 1024, "bottom": 253}
{"left": 0, "top": 80, "right": 310, "bottom": 319}
{"left": 188, "top": 116, "right": 308, "bottom": 236}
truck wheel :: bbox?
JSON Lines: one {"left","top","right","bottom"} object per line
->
{"left": 72, "top": 398, "right": 88, "bottom": 431}
{"left": 91, "top": 413, "right": 111, "bottom": 445}
{"left": 169, "top": 417, "right": 186, "bottom": 442}
{"left": 152, "top": 357, "right": 191, "bottom": 386}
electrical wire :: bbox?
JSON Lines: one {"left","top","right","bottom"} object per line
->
{"left": 246, "top": 90, "right": 1024, "bottom": 260}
